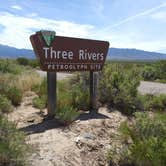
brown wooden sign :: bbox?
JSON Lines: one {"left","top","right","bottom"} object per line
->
{"left": 30, "top": 31, "right": 109, "bottom": 71}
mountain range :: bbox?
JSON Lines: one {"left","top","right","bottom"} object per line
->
{"left": 0, "top": 44, "right": 166, "bottom": 60}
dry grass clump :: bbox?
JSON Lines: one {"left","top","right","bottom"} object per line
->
{"left": 7, "top": 70, "right": 42, "bottom": 92}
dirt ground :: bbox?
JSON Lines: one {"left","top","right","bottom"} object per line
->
{"left": 8, "top": 91, "right": 127, "bottom": 166}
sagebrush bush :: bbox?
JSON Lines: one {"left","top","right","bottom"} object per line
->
{"left": 0, "top": 59, "right": 22, "bottom": 74}
{"left": 141, "top": 60, "right": 166, "bottom": 82}
{"left": 57, "top": 80, "right": 73, "bottom": 108}
{"left": 0, "top": 115, "right": 29, "bottom": 166}
{"left": 32, "top": 78, "right": 47, "bottom": 97}
{"left": 11, "top": 71, "right": 42, "bottom": 92}
{"left": 139, "top": 94, "right": 166, "bottom": 111}
{"left": 16, "top": 57, "right": 29, "bottom": 66}
{"left": 108, "top": 112, "right": 166, "bottom": 166}
{"left": 141, "top": 66, "right": 158, "bottom": 81}
{"left": 17, "top": 57, "right": 39, "bottom": 68}
{"left": 0, "top": 95, "right": 13, "bottom": 113}
{"left": 69, "top": 73, "right": 90, "bottom": 110}
{"left": 32, "top": 96, "right": 47, "bottom": 110}
{"left": 0, "top": 70, "right": 42, "bottom": 93}
{"left": 56, "top": 105, "right": 80, "bottom": 125}
{"left": 28, "top": 59, "right": 39, "bottom": 68}
{"left": 98, "top": 62, "right": 141, "bottom": 115}
{"left": 7, "top": 87, "right": 23, "bottom": 106}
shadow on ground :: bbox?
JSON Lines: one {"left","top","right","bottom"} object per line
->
{"left": 20, "top": 111, "right": 110, "bottom": 135}
{"left": 76, "top": 111, "right": 110, "bottom": 121}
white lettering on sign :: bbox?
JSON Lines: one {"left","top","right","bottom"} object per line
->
{"left": 79, "top": 49, "right": 104, "bottom": 61}
{"left": 43, "top": 47, "right": 73, "bottom": 59}
{"left": 43, "top": 47, "right": 104, "bottom": 61}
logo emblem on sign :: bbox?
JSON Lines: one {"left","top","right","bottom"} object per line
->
{"left": 40, "top": 30, "right": 56, "bottom": 46}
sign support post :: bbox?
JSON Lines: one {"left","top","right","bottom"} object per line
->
{"left": 47, "top": 72, "right": 57, "bottom": 118}
{"left": 90, "top": 71, "right": 97, "bottom": 113}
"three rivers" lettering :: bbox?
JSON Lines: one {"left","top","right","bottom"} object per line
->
{"left": 43, "top": 47, "right": 104, "bottom": 61}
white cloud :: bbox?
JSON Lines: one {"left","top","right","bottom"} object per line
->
{"left": 27, "top": 13, "right": 38, "bottom": 17}
{"left": 11, "top": 5, "right": 22, "bottom": 10}
{"left": 151, "top": 11, "right": 166, "bottom": 20}
{"left": 0, "top": 12, "right": 94, "bottom": 49}
{"left": 0, "top": 11, "right": 165, "bottom": 52}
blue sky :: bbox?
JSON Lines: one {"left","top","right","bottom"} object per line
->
{"left": 0, "top": 0, "right": 166, "bottom": 53}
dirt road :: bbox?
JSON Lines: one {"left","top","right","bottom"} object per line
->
{"left": 36, "top": 70, "right": 73, "bottom": 80}
{"left": 138, "top": 81, "right": 166, "bottom": 95}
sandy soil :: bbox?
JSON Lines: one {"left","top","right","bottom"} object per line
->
{"left": 8, "top": 91, "right": 127, "bottom": 166}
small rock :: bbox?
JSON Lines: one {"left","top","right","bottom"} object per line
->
{"left": 83, "top": 133, "right": 95, "bottom": 140}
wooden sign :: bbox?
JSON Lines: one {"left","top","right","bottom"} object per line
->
{"left": 30, "top": 31, "right": 109, "bottom": 72}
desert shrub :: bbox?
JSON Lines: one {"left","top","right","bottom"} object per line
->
{"left": 141, "top": 66, "right": 158, "bottom": 81}
{"left": 32, "top": 78, "right": 47, "bottom": 109}
{"left": 11, "top": 71, "right": 42, "bottom": 92}
{"left": 0, "top": 69, "right": 41, "bottom": 93}
{"left": 17, "top": 57, "right": 39, "bottom": 68}
{"left": 0, "top": 95, "right": 13, "bottom": 114}
{"left": 108, "top": 112, "right": 166, "bottom": 166}
{"left": 141, "top": 61, "right": 166, "bottom": 82}
{"left": 32, "top": 78, "right": 47, "bottom": 97}
{"left": 32, "top": 96, "right": 47, "bottom": 110}
{"left": 16, "top": 57, "right": 29, "bottom": 66}
{"left": 7, "top": 87, "right": 23, "bottom": 106}
{"left": 139, "top": 94, "right": 166, "bottom": 111}
{"left": 0, "top": 115, "right": 29, "bottom": 166}
{"left": 28, "top": 59, "right": 39, "bottom": 68}
{"left": 69, "top": 73, "right": 90, "bottom": 110}
{"left": 57, "top": 80, "right": 73, "bottom": 108}
{"left": 57, "top": 73, "right": 89, "bottom": 110}
{"left": 0, "top": 59, "right": 22, "bottom": 74}
{"left": 98, "top": 63, "right": 141, "bottom": 115}
{"left": 56, "top": 105, "right": 80, "bottom": 125}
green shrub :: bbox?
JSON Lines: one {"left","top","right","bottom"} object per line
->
{"left": 141, "top": 61, "right": 166, "bottom": 82}
{"left": 56, "top": 105, "right": 80, "bottom": 125}
{"left": 32, "top": 78, "right": 47, "bottom": 97}
{"left": 17, "top": 57, "right": 29, "bottom": 66}
{"left": 28, "top": 59, "right": 39, "bottom": 68}
{"left": 139, "top": 94, "right": 166, "bottom": 111}
{"left": 0, "top": 95, "right": 13, "bottom": 113}
{"left": 141, "top": 66, "right": 158, "bottom": 81}
{"left": 57, "top": 80, "right": 72, "bottom": 106}
{"left": 33, "top": 96, "right": 47, "bottom": 109}
{"left": 0, "top": 59, "right": 22, "bottom": 74}
{"left": 98, "top": 63, "right": 141, "bottom": 115}
{"left": 7, "top": 87, "right": 23, "bottom": 106}
{"left": 0, "top": 115, "right": 29, "bottom": 166}
{"left": 69, "top": 73, "right": 90, "bottom": 110}
{"left": 108, "top": 112, "right": 166, "bottom": 166}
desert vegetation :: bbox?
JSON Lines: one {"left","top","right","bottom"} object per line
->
{"left": 0, "top": 58, "right": 166, "bottom": 165}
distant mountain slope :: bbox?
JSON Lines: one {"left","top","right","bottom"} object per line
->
{"left": 108, "top": 48, "right": 166, "bottom": 60}
{"left": 0, "top": 44, "right": 34, "bottom": 59}
{"left": 0, "top": 44, "right": 166, "bottom": 60}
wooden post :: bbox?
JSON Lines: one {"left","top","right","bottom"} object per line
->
{"left": 47, "top": 72, "right": 57, "bottom": 118}
{"left": 90, "top": 71, "right": 97, "bottom": 113}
